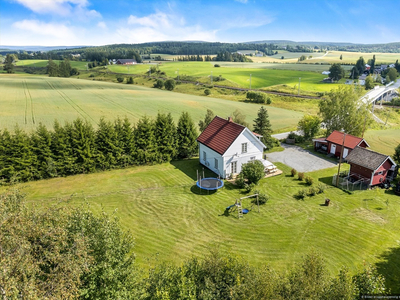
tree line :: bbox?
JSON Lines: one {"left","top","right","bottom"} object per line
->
{"left": 0, "top": 113, "right": 198, "bottom": 183}
{"left": 2, "top": 188, "right": 391, "bottom": 299}
{"left": 47, "top": 59, "right": 79, "bottom": 77}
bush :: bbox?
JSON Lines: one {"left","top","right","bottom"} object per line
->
{"left": 89, "top": 73, "right": 95, "bottom": 78}
{"left": 244, "top": 183, "right": 255, "bottom": 193}
{"left": 253, "top": 191, "right": 269, "bottom": 205}
{"left": 164, "top": 79, "right": 176, "bottom": 91}
{"left": 295, "top": 189, "right": 307, "bottom": 200}
{"left": 214, "top": 64, "right": 220, "bottom": 67}
{"left": 240, "top": 160, "right": 265, "bottom": 184}
{"left": 288, "top": 131, "right": 305, "bottom": 143}
{"left": 235, "top": 173, "right": 245, "bottom": 188}
{"left": 127, "top": 77, "right": 134, "bottom": 84}
{"left": 246, "top": 91, "right": 267, "bottom": 103}
{"left": 305, "top": 176, "right": 314, "bottom": 185}
{"left": 266, "top": 97, "right": 272, "bottom": 104}
{"left": 153, "top": 79, "right": 164, "bottom": 89}
{"left": 308, "top": 187, "right": 318, "bottom": 196}
{"left": 298, "top": 172, "right": 305, "bottom": 181}
{"left": 291, "top": 168, "right": 297, "bottom": 177}
{"left": 116, "top": 76, "right": 124, "bottom": 83}
{"left": 316, "top": 183, "right": 326, "bottom": 194}
{"left": 204, "top": 88, "right": 211, "bottom": 96}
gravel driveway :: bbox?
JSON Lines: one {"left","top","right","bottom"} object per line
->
{"left": 266, "top": 144, "right": 337, "bottom": 172}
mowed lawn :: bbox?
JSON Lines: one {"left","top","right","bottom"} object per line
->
{"left": 6, "top": 159, "right": 400, "bottom": 291}
{"left": 364, "top": 128, "right": 400, "bottom": 155}
{"left": 0, "top": 74, "right": 302, "bottom": 132}
{"left": 108, "top": 61, "right": 338, "bottom": 92}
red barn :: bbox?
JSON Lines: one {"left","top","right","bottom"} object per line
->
{"left": 313, "top": 130, "right": 369, "bottom": 159}
{"left": 116, "top": 59, "right": 136, "bottom": 65}
{"left": 345, "top": 146, "right": 397, "bottom": 187}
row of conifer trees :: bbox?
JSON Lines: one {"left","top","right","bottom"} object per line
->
{"left": 0, "top": 112, "right": 198, "bottom": 183}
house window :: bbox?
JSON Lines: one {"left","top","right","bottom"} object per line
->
{"left": 231, "top": 161, "right": 237, "bottom": 174}
{"left": 250, "top": 156, "right": 256, "bottom": 160}
{"left": 214, "top": 158, "right": 218, "bottom": 169}
{"left": 241, "top": 143, "right": 247, "bottom": 153}
{"left": 203, "top": 151, "right": 206, "bottom": 162}
{"left": 378, "top": 171, "right": 384, "bottom": 175}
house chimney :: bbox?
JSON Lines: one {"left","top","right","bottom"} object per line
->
{"left": 228, "top": 116, "right": 233, "bottom": 122}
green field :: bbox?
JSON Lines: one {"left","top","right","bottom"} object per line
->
{"left": 6, "top": 159, "right": 400, "bottom": 291}
{"left": 108, "top": 61, "right": 341, "bottom": 92}
{"left": 15, "top": 59, "right": 87, "bottom": 69}
{"left": 364, "top": 128, "right": 400, "bottom": 155}
{"left": 0, "top": 74, "right": 302, "bottom": 132}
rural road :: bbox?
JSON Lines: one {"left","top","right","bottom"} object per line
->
{"left": 266, "top": 143, "right": 337, "bottom": 172}
{"left": 272, "top": 131, "right": 301, "bottom": 140}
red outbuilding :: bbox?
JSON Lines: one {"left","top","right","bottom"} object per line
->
{"left": 313, "top": 130, "right": 369, "bottom": 159}
{"left": 345, "top": 146, "right": 397, "bottom": 187}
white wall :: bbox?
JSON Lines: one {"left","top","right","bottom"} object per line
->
{"left": 198, "top": 143, "right": 224, "bottom": 177}
{"left": 223, "top": 129, "right": 264, "bottom": 178}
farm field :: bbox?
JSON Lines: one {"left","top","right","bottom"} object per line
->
{"left": 0, "top": 74, "right": 302, "bottom": 132}
{"left": 108, "top": 61, "right": 341, "bottom": 92}
{"left": 364, "top": 128, "right": 400, "bottom": 155}
{"left": 15, "top": 59, "right": 87, "bottom": 69}
{"left": 6, "top": 159, "right": 400, "bottom": 292}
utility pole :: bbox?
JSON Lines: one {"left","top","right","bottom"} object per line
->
{"left": 336, "top": 133, "right": 346, "bottom": 187}
{"left": 298, "top": 77, "right": 301, "bottom": 95}
{"left": 250, "top": 74, "right": 252, "bottom": 90}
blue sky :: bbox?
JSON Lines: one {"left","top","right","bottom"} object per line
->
{"left": 1, "top": 0, "right": 400, "bottom": 46}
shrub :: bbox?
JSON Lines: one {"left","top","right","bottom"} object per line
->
{"left": 164, "top": 79, "right": 176, "bottom": 91}
{"left": 235, "top": 173, "right": 245, "bottom": 188}
{"left": 253, "top": 191, "right": 269, "bottom": 205}
{"left": 204, "top": 88, "right": 211, "bottom": 96}
{"left": 246, "top": 91, "right": 267, "bottom": 103}
{"left": 295, "top": 189, "right": 307, "bottom": 200}
{"left": 316, "top": 183, "right": 326, "bottom": 194}
{"left": 89, "top": 73, "right": 95, "bottom": 78}
{"left": 291, "top": 168, "right": 297, "bottom": 177}
{"left": 240, "top": 160, "right": 265, "bottom": 184}
{"left": 305, "top": 176, "right": 314, "bottom": 185}
{"left": 153, "top": 79, "right": 164, "bottom": 89}
{"left": 214, "top": 64, "right": 220, "bottom": 67}
{"left": 266, "top": 97, "right": 272, "bottom": 104}
{"left": 308, "top": 187, "right": 318, "bottom": 196}
{"left": 244, "top": 183, "right": 255, "bottom": 193}
{"left": 116, "top": 76, "right": 124, "bottom": 83}
{"left": 127, "top": 77, "right": 134, "bottom": 84}
{"left": 298, "top": 172, "right": 305, "bottom": 181}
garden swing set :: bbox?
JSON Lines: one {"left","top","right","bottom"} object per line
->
{"left": 226, "top": 194, "right": 260, "bottom": 219}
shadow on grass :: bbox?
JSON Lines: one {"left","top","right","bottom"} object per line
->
{"left": 171, "top": 159, "right": 215, "bottom": 181}
{"left": 190, "top": 185, "right": 217, "bottom": 196}
{"left": 375, "top": 246, "right": 400, "bottom": 294}
{"left": 318, "top": 176, "right": 333, "bottom": 185}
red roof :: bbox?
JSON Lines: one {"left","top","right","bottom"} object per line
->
{"left": 326, "top": 130, "right": 366, "bottom": 149}
{"left": 197, "top": 116, "right": 245, "bottom": 155}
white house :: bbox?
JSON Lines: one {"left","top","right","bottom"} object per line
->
{"left": 196, "top": 116, "right": 266, "bottom": 178}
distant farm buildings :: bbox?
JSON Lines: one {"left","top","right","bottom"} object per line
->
{"left": 115, "top": 59, "right": 137, "bottom": 65}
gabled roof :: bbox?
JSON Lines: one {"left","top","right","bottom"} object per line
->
{"left": 116, "top": 59, "right": 136, "bottom": 63}
{"left": 326, "top": 130, "right": 369, "bottom": 149}
{"left": 346, "top": 146, "right": 396, "bottom": 171}
{"left": 197, "top": 116, "right": 245, "bottom": 155}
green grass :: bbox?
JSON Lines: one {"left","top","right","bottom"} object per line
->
{"left": 0, "top": 74, "right": 303, "bottom": 132}
{"left": 5, "top": 159, "right": 400, "bottom": 291}
{"left": 364, "top": 128, "right": 400, "bottom": 155}
{"left": 15, "top": 59, "right": 87, "bottom": 69}
{"left": 108, "top": 61, "right": 342, "bottom": 92}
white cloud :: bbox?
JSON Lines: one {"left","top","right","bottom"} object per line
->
{"left": 97, "top": 21, "right": 107, "bottom": 29}
{"left": 13, "top": 19, "right": 75, "bottom": 39}
{"left": 12, "top": 0, "right": 100, "bottom": 18}
{"left": 235, "top": 0, "right": 248, "bottom": 3}
{"left": 118, "top": 12, "right": 217, "bottom": 43}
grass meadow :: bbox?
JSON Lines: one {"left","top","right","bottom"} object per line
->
{"left": 15, "top": 59, "right": 87, "bottom": 69}
{"left": 0, "top": 74, "right": 303, "bottom": 132}
{"left": 6, "top": 159, "right": 400, "bottom": 292}
{"left": 364, "top": 128, "right": 400, "bottom": 155}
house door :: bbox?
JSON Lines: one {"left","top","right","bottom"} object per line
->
{"left": 231, "top": 161, "right": 237, "bottom": 174}
{"left": 330, "top": 144, "right": 336, "bottom": 154}
{"left": 343, "top": 148, "right": 349, "bottom": 158}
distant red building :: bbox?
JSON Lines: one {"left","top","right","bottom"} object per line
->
{"left": 116, "top": 59, "right": 136, "bottom": 65}
{"left": 313, "top": 130, "right": 369, "bottom": 159}
{"left": 345, "top": 146, "right": 397, "bottom": 186}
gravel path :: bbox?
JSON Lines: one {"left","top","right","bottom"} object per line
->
{"left": 266, "top": 144, "right": 337, "bottom": 172}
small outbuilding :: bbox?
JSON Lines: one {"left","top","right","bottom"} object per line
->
{"left": 116, "top": 59, "right": 136, "bottom": 65}
{"left": 345, "top": 146, "right": 397, "bottom": 187}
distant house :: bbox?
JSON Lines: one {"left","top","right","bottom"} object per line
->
{"left": 381, "top": 64, "right": 388, "bottom": 70}
{"left": 322, "top": 71, "right": 330, "bottom": 75}
{"left": 255, "top": 52, "right": 263, "bottom": 57}
{"left": 196, "top": 116, "right": 266, "bottom": 178}
{"left": 365, "top": 64, "right": 371, "bottom": 71}
{"left": 313, "top": 130, "right": 369, "bottom": 159}
{"left": 389, "top": 63, "right": 396, "bottom": 68}
{"left": 116, "top": 59, "right": 136, "bottom": 65}
{"left": 346, "top": 146, "right": 397, "bottom": 186}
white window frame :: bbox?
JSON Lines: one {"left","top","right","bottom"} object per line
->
{"left": 250, "top": 156, "right": 256, "bottom": 160}
{"left": 231, "top": 161, "right": 237, "bottom": 174}
{"left": 203, "top": 151, "right": 206, "bottom": 162}
{"left": 214, "top": 158, "right": 218, "bottom": 169}
{"left": 241, "top": 143, "right": 247, "bottom": 153}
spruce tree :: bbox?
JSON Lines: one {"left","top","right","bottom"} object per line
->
{"left": 32, "top": 123, "right": 55, "bottom": 178}
{"left": 253, "top": 106, "right": 274, "bottom": 149}
{"left": 96, "top": 117, "right": 120, "bottom": 170}
{"left": 154, "top": 113, "right": 177, "bottom": 162}
{"left": 176, "top": 112, "right": 198, "bottom": 159}
{"left": 115, "top": 117, "right": 134, "bottom": 167}
{"left": 0, "top": 129, "right": 13, "bottom": 181}
{"left": 133, "top": 116, "right": 156, "bottom": 164}
{"left": 71, "top": 119, "right": 97, "bottom": 173}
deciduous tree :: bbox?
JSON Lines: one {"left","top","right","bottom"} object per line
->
{"left": 198, "top": 109, "right": 215, "bottom": 132}
{"left": 297, "top": 115, "right": 321, "bottom": 139}
{"left": 329, "top": 63, "right": 345, "bottom": 81}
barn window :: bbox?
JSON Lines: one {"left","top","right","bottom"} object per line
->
{"left": 241, "top": 143, "right": 248, "bottom": 153}
{"left": 214, "top": 158, "right": 218, "bottom": 169}
{"left": 203, "top": 151, "right": 206, "bottom": 162}
{"left": 378, "top": 171, "right": 384, "bottom": 175}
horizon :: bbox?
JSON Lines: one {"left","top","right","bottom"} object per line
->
{"left": 1, "top": 0, "right": 400, "bottom": 47}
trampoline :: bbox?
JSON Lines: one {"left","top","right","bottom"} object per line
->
{"left": 196, "top": 177, "right": 224, "bottom": 191}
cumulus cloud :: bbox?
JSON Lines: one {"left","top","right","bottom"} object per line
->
{"left": 97, "top": 21, "right": 107, "bottom": 29}
{"left": 12, "top": 0, "right": 100, "bottom": 18}
{"left": 118, "top": 12, "right": 217, "bottom": 43}
{"left": 13, "top": 19, "right": 75, "bottom": 39}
